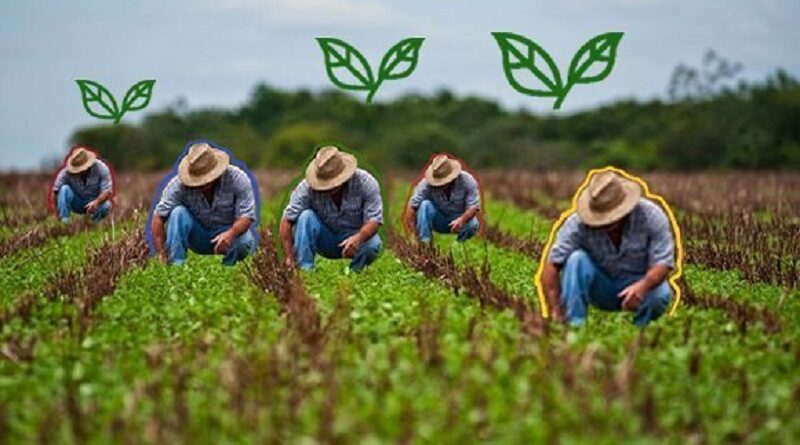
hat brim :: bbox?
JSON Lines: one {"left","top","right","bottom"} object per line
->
{"left": 178, "top": 149, "right": 230, "bottom": 187}
{"left": 576, "top": 179, "right": 642, "bottom": 227}
{"left": 425, "top": 159, "right": 462, "bottom": 186}
{"left": 306, "top": 152, "right": 358, "bottom": 191}
{"left": 66, "top": 151, "right": 97, "bottom": 174}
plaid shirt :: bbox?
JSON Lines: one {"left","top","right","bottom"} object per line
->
{"left": 548, "top": 199, "right": 675, "bottom": 278}
{"left": 282, "top": 169, "right": 383, "bottom": 233}
{"left": 52, "top": 160, "right": 113, "bottom": 200}
{"left": 408, "top": 171, "right": 481, "bottom": 217}
{"left": 154, "top": 165, "right": 256, "bottom": 229}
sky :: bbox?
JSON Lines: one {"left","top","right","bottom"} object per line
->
{"left": 1, "top": 0, "right": 798, "bottom": 170}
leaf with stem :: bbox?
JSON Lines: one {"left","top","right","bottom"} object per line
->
{"left": 120, "top": 80, "right": 156, "bottom": 115}
{"left": 371, "top": 37, "right": 425, "bottom": 102}
{"left": 76, "top": 80, "right": 120, "bottom": 122}
{"left": 492, "top": 32, "right": 563, "bottom": 100}
{"left": 316, "top": 37, "right": 375, "bottom": 93}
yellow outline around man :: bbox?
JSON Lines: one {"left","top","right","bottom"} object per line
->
{"left": 537, "top": 168, "right": 682, "bottom": 327}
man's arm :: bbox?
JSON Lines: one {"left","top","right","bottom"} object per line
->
{"left": 618, "top": 264, "right": 670, "bottom": 311}
{"left": 211, "top": 216, "right": 253, "bottom": 254}
{"left": 150, "top": 214, "right": 168, "bottom": 262}
{"left": 541, "top": 262, "right": 563, "bottom": 321}
{"left": 450, "top": 206, "right": 480, "bottom": 233}
{"left": 340, "top": 220, "right": 380, "bottom": 258}
{"left": 86, "top": 190, "right": 113, "bottom": 213}
{"left": 279, "top": 218, "right": 296, "bottom": 267}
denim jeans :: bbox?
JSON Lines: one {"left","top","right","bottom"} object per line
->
{"left": 57, "top": 185, "right": 111, "bottom": 223}
{"left": 293, "top": 209, "right": 382, "bottom": 272}
{"left": 416, "top": 200, "right": 479, "bottom": 243}
{"left": 560, "top": 249, "right": 671, "bottom": 327}
{"left": 165, "top": 205, "right": 255, "bottom": 266}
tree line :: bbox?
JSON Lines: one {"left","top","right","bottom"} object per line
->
{"left": 70, "top": 52, "right": 800, "bottom": 171}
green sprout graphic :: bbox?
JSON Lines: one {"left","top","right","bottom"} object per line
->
{"left": 492, "top": 32, "right": 623, "bottom": 109}
{"left": 76, "top": 79, "right": 156, "bottom": 123}
{"left": 316, "top": 37, "right": 425, "bottom": 103}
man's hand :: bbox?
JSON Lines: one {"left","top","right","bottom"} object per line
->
{"left": 283, "top": 256, "right": 296, "bottom": 268}
{"left": 211, "top": 230, "right": 236, "bottom": 255}
{"left": 618, "top": 280, "right": 649, "bottom": 311}
{"left": 339, "top": 233, "right": 363, "bottom": 258}
{"left": 85, "top": 199, "right": 100, "bottom": 214}
{"left": 449, "top": 216, "right": 465, "bottom": 233}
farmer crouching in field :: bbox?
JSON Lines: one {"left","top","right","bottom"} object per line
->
{"left": 541, "top": 170, "right": 675, "bottom": 327}
{"left": 150, "top": 143, "right": 257, "bottom": 266}
{"left": 51, "top": 147, "right": 113, "bottom": 223}
{"left": 404, "top": 154, "right": 481, "bottom": 243}
{"left": 280, "top": 146, "right": 382, "bottom": 272}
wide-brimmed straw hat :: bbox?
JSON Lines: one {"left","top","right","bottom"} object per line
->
{"left": 306, "top": 146, "right": 357, "bottom": 191}
{"left": 425, "top": 154, "right": 462, "bottom": 187}
{"left": 66, "top": 147, "right": 97, "bottom": 174}
{"left": 576, "top": 170, "right": 642, "bottom": 227}
{"left": 178, "top": 143, "right": 230, "bottom": 187}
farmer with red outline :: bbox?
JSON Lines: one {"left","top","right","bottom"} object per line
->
{"left": 51, "top": 147, "right": 113, "bottom": 223}
{"left": 404, "top": 154, "right": 481, "bottom": 243}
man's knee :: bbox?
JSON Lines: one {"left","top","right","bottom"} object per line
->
{"left": 296, "top": 209, "right": 319, "bottom": 228}
{"left": 564, "top": 249, "right": 592, "bottom": 270}
{"left": 363, "top": 234, "right": 382, "bottom": 254}
{"left": 418, "top": 200, "right": 435, "bottom": 216}
{"left": 234, "top": 230, "right": 256, "bottom": 253}
{"left": 645, "top": 281, "right": 672, "bottom": 311}
{"left": 168, "top": 205, "right": 191, "bottom": 222}
{"left": 57, "top": 184, "right": 74, "bottom": 196}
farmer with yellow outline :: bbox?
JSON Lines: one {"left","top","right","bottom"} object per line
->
{"left": 540, "top": 170, "right": 676, "bottom": 327}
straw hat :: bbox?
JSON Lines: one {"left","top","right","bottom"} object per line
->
{"left": 425, "top": 154, "right": 462, "bottom": 187}
{"left": 576, "top": 170, "right": 642, "bottom": 227}
{"left": 66, "top": 147, "right": 97, "bottom": 174}
{"left": 305, "top": 146, "right": 357, "bottom": 191}
{"left": 178, "top": 143, "right": 230, "bottom": 187}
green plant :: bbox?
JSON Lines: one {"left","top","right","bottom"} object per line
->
{"left": 316, "top": 37, "right": 425, "bottom": 103}
{"left": 76, "top": 79, "right": 156, "bottom": 123}
{"left": 492, "top": 32, "right": 623, "bottom": 109}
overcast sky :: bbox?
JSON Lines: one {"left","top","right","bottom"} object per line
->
{"left": 1, "top": 0, "right": 798, "bottom": 170}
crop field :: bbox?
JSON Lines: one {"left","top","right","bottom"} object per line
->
{"left": 0, "top": 170, "right": 798, "bottom": 444}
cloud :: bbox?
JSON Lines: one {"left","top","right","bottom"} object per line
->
{"left": 209, "top": 0, "right": 397, "bottom": 28}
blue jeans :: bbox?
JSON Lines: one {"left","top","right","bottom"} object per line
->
{"left": 416, "top": 200, "right": 479, "bottom": 243}
{"left": 165, "top": 205, "right": 255, "bottom": 266}
{"left": 293, "top": 209, "right": 382, "bottom": 272}
{"left": 560, "top": 250, "right": 671, "bottom": 327}
{"left": 57, "top": 185, "right": 111, "bottom": 223}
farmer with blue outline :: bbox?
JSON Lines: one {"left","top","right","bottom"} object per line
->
{"left": 405, "top": 154, "right": 481, "bottom": 243}
{"left": 52, "top": 147, "right": 113, "bottom": 223}
{"left": 279, "top": 146, "right": 383, "bottom": 272}
{"left": 150, "top": 142, "right": 256, "bottom": 266}
{"left": 541, "top": 170, "right": 675, "bottom": 327}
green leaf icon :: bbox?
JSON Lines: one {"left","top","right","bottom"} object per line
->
{"left": 492, "top": 32, "right": 563, "bottom": 99}
{"left": 492, "top": 32, "right": 623, "bottom": 110}
{"left": 76, "top": 79, "right": 120, "bottom": 122}
{"left": 75, "top": 79, "right": 156, "bottom": 123}
{"left": 317, "top": 37, "right": 425, "bottom": 103}
{"left": 121, "top": 79, "right": 156, "bottom": 114}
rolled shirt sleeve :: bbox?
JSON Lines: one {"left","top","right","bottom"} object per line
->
{"left": 231, "top": 167, "right": 256, "bottom": 221}
{"left": 408, "top": 180, "right": 429, "bottom": 209}
{"left": 282, "top": 181, "right": 311, "bottom": 222}
{"left": 154, "top": 177, "right": 181, "bottom": 219}
{"left": 646, "top": 204, "right": 676, "bottom": 269}
{"left": 96, "top": 160, "right": 113, "bottom": 193}
{"left": 463, "top": 172, "right": 481, "bottom": 210}
{"left": 361, "top": 171, "right": 384, "bottom": 225}
{"left": 52, "top": 168, "right": 67, "bottom": 193}
{"left": 547, "top": 214, "right": 582, "bottom": 265}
